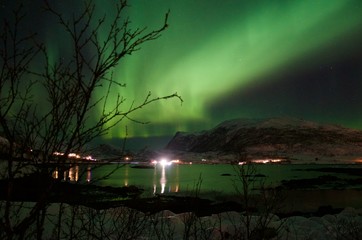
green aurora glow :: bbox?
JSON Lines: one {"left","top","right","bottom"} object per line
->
{"left": 3, "top": 0, "right": 362, "bottom": 141}
{"left": 107, "top": 0, "right": 362, "bottom": 138}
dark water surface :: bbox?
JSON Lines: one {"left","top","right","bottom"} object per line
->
{"left": 65, "top": 163, "right": 362, "bottom": 208}
{"left": 1, "top": 161, "right": 361, "bottom": 212}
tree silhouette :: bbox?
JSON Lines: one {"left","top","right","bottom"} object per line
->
{"left": 0, "top": 1, "right": 181, "bottom": 238}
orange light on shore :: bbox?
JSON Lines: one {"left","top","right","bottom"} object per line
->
{"left": 252, "top": 159, "right": 283, "bottom": 164}
{"left": 354, "top": 159, "right": 362, "bottom": 164}
{"left": 53, "top": 151, "right": 96, "bottom": 161}
{"left": 239, "top": 159, "right": 283, "bottom": 165}
{"left": 68, "top": 153, "right": 81, "bottom": 159}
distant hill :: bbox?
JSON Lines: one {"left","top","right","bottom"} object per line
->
{"left": 165, "top": 118, "right": 362, "bottom": 163}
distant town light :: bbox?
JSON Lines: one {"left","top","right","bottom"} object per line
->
{"left": 239, "top": 159, "right": 283, "bottom": 165}
{"left": 52, "top": 151, "right": 96, "bottom": 161}
{"left": 151, "top": 158, "right": 175, "bottom": 167}
{"left": 159, "top": 158, "right": 172, "bottom": 167}
{"left": 354, "top": 159, "right": 362, "bottom": 164}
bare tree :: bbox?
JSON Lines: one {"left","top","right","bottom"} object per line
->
{"left": 231, "top": 163, "right": 284, "bottom": 240}
{"left": 0, "top": 1, "right": 181, "bottom": 239}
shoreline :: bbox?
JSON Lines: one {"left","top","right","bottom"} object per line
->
{"left": 2, "top": 163, "right": 362, "bottom": 218}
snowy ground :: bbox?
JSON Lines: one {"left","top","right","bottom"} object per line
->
{"left": 3, "top": 202, "right": 361, "bottom": 240}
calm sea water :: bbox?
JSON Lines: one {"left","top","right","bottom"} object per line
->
{"left": 65, "top": 163, "right": 362, "bottom": 198}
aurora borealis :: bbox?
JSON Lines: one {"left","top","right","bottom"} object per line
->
{"left": 113, "top": 0, "right": 362, "bottom": 139}
{"left": 3, "top": 0, "right": 362, "bottom": 145}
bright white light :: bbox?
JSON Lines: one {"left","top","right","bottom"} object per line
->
{"left": 159, "top": 158, "right": 172, "bottom": 167}
{"left": 68, "top": 153, "right": 81, "bottom": 159}
{"left": 84, "top": 155, "right": 96, "bottom": 161}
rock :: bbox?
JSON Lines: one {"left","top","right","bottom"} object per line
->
{"left": 321, "top": 214, "right": 337, "bottom": 224}
{"left": 157, "top": 209, "right": 176, "bottom": 217}
{"left": 339, "top": 207, "right": 358, "bottom": 217}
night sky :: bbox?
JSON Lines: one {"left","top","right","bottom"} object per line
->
{"left": 3, "top": 0, "right": 362, "bottom": 142}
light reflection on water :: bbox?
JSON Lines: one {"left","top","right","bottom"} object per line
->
{"left": 159, "top": 165, "right": 166, "bottom": 194}
{"left": 51, "top": 163, "right": 362, "bottom": 210}
{"left": 54, "top": 163, "right": 362, "bottom": 197}
{"left": 153, "top": 165, "right": 180, "bottom": 194}
{"left": 53, "top": 165, "right": 91, "bottom": 182}
{"left": 55, "top": 164, "right": 190, "bottom": 195}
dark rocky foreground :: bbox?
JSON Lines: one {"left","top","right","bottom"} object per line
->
{"left": 2, "top": 165, "right": 362, "bottom": 240}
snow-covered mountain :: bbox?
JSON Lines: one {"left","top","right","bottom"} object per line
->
{"left": 165, "top": 118, "right": 362, "bottom": 163}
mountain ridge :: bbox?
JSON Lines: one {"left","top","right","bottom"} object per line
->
{"left": 165, "top": 117, "right": 362, "bottom": 163}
